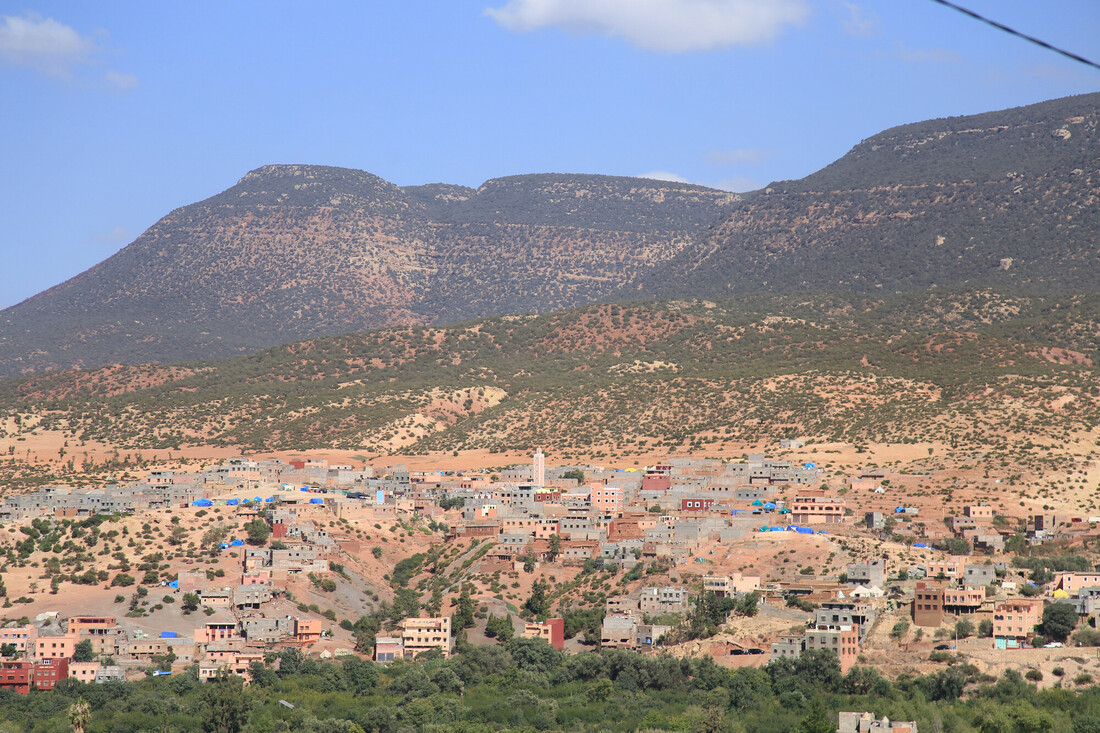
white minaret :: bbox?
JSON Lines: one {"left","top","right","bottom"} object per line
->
{"left": 533, "top": 447, "right": 545, "bottom": 488}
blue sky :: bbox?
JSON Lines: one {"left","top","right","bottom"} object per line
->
{"left": 1, "top": 0, "right": 1097, "bottom": 310}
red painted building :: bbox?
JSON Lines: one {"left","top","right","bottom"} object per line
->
{"left": 681, "top": 498, "right": 715, "bottom": 512}
{"left": 0, "top": 661, "right": 32, "bottom": 695}
{"left": 0, "top": 659, "right": 72, "bottom": 695}
{"left": 641, "top": 473, "right": 672, "bottom": 492}
{"left": 522, "top": 618, "right": 565, "bottom": 650}
{"left": 34, "top": 658, "right": 69, "bottom": 691}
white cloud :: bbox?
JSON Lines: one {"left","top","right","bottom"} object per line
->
{"left": 485, "top": 0, "right": 809, "bottom": 53}
{"left": 0, "top": 13, "right": 97, "bottom": 77}
{"left": 704, "top": 148, "right": 771, "bottom": 166}
{"left": 637, "top": 170, "right": 691, "bottom": 183}
{"left": 91, "top": 226, "right": 131, "bottom": 247}
{"left": 636, "top": 170, "right": 763, "bottom": 192}
{"left": 839, "top": 1, "right": 874, "bottom": 37}
{"left": 711, "top": 175, "right": 763, "bottom": 192}
{"left": 105, "top": 70, "right": 138, "bottom": 91}
{"left": 891, "top": 41, "right": 960, "bottom": 65}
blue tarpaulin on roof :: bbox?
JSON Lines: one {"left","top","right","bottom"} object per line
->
{"left": 804, "top": 462, "right": 816, "bottom": 469}
{"left": 218, "top": 542, "right": 229, "bottom": 549}
{"left": 764, "top": 502, "right": 776, "bottom": 510}
{"left": 309, "top": 498, "right": 324, "bottom": 504}
{"left": 193, "top": 498, "right": 213, "bottom": 507}
{"left": 160, "top": 631, "right": 178, "bottom": 638}
{"left": 168, "top": 580, "right": 179, "bottom": 588}
{"left": 265, "top": 497, "right": 275, "bottom": 502}
{"left": 913, "top": 543, "right": 929, "bottom": 548}
{"left": 895, "top": 507, "right": 906, "bottom": 513}
{"left": 226, "top": 499, "right": 239, "bottom": 506}
{"left": 301, "top": 487, "right": 310, "bottom": 491}
{"left": 751, "top": 500, "right": 764, "bottom": 506}
{"left": 254, "top": 497, "right": 262, "bottom": 503}
{"left": 230, "top": 539, "right": 244, "bottom": 547}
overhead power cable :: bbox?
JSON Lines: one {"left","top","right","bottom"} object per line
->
{"left": 928, "top": 0, "right": 1100, "bottom": 72}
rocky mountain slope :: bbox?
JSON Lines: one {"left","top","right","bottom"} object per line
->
{"left": 639, "top": 92, "right": 1100, "bottom": 297}
{"left": 1, "top": 92, "right": 1097, "bottom": 376}
{"left": 1, "top": 291, "right": 1095, "bottom": 465}
{"left": 0, "top": 168, "right": 736, "bottom": 375}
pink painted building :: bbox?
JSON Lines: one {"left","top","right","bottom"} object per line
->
{"left": 0, "top": 625, "right": 37, "bottom": 655}
{"left": 592, "top": 487, "right": 623, "bottom": 513}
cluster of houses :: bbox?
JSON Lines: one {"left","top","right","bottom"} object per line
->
{"left": 0, "top": 604, "right": 326, "bottom": 694}
{"left": 373, "top": 616, "right": 566, "bottom": 662}
{"left": 4, "top": 447, "right": 1099, "bottom": 691}
{"left": 444, "top": 455, "right": 833, "bottom": 570}
{"left": 0, "top": 457, "right": 400, "bottom": 522}
{"left": 0, "top": 491, "right": 358, "bottom": 691}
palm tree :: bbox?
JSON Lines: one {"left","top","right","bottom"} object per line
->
{"left": 68, "top": 698, "right": 91, "bottom": 733}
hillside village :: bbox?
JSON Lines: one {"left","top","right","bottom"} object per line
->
{"left": 0, "top": 443, "right": 1098, "bottom": 700}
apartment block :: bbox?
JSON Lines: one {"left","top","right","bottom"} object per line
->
{"left": 401, "top": 617, "right": 452, "bottom": 660}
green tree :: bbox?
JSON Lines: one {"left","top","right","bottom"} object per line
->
{"left": 955, "top": 618, "right": 975, "bottom": 639}
{"left": 547, "top": 534, "right": 562, "bottom": 562}
{"left": 342, "top": 656, "right": 379, "bottom": 696}
{"left": 246, "top": 661, "right": 277, "bottom": 688}
{"left": 936, "top": 537, "right": 971, "bottom": 555}
{"left": 979, "top": 618, "right": 993, "bottom": 638}
{"left": 67, "top": 698, "right": 91, "bottom": 733}
{"left": 505, "top": 636, "right": 562, "bottom": 673}
{"left": 244, "top": 519, "right": 270, "bottom": 546}
{"left": 454, "top": 588, "right": 475, "bottom": 630}
{"left": 796, "top": 698, "right": 834, "bottom": 733}
{"left": 733, "top": 592, "right": 759, "bottom": 617}
{"left": 182, "top": 592, "right": 201, "bottom": 612}
{"left": 201, "top": 672, "right": 250, "bottom": 733}
{"left": 72, "top": 639, "right": 95, "bottom": 663}
{"left": 1041, "top": 602, "right": 1078, "bottom": 642}
{"left": 166, "top": 525, "right": 187, "bottom": 546}
{"left": 485, "top": 613, "right": 514, "bottom": 641}
{"left": 524, "top": 579, "right": 550, "bottom": 617}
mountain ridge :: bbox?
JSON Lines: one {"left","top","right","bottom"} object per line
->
{"left": 1, "top": 91, "right": 1097, "bottom": 376}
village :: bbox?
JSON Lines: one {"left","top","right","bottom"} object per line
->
{"left": 0, "top": 441, "right": 1098, "bottom": 726}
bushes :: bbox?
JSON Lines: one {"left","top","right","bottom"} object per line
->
{"left": 308, "top": 573, "right": 336, "bottom": 593}
{"left": 1071, "top": 627, "right": 1100, "bottom": 647}
{"left": 111, "top": 573, "right": 135, "bottom": 587}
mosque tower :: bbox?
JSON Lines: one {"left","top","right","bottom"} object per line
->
{"left": 533, "top": 447, "right": 545, "bottom": 488}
